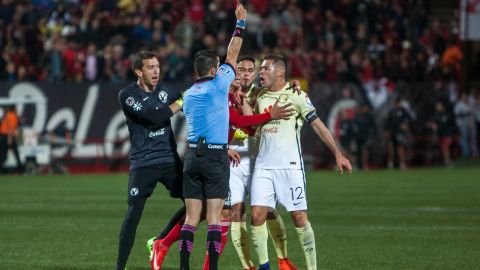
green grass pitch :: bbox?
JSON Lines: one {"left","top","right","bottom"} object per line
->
{"left": 1, "top": 168, "right": 480, "bottom": 269}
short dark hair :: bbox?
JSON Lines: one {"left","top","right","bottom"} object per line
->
{"left": 194, "top": 50, "right": 219, "bottom": 77}
{"left": 263, "top": 54, "right": 287, "bottom": 73}
{"left": 131, "top": 51, "right": 157, "bottom": 73}
{"left": 237, "top": 55, "right": 255, "bottom": 66}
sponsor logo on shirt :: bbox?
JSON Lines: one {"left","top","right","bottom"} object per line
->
{"left": 263, "top": 127, "right": 278, "bottom": 134}
{"left": 133, "top": 102, "right": 142, "bottom": 111}
{"left": 268, "top": 120, "right": 281, "bottom": 125}
{"left": 158, "top": 91, "right": 168, "bottom": 103}
{"left": 207, "top": 144, "right": 224, "bottom": 149}
{"left": 148, "top": 128, "right": 165, "bottom": 137}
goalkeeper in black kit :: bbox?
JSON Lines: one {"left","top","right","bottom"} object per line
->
{"left": 116, "top": 51, "right": 185, "bottom": 270}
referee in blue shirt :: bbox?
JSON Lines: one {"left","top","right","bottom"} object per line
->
{"left": 178, "top": 4, "right": 247, "bottom": 270}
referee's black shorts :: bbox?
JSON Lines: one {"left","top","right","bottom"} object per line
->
{"left": 127, "top": 161, "right": 183, "bottom": 203}
{"left": 183, "top": 147, "right": 229, "bottom": 200}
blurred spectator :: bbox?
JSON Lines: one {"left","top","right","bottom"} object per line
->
{"left": 173, "top": 15, "right": 194, "bottom": 52}
{"left": 4, "top": 62, "right": 16, "bottom": 81}
{"left": 257, "top": 18, "right": 277, "bottom": 51}
{"left": 44, "top": 122, "right": 73, "bottom": 174}
{"left": 46, "top": 122, "right": 73, "bottom": 149}
{"left": 85, "top": 43, "right": 103, "bottom": 81}
{"left": 454, "top": 93, "right": 476, "bottom": 158}
{"left": 0, "top": 0, "right": 458, "bottom": 86}
{"left": 430, "top": 101, "right": 455, "bottom": 167}
{"left": 16, "top": 65, "right": 29, "bottom": 81}
{"left": 62, "top": 39, "right": 81, "bottom": 81}
{"left": 46, "top": 37, "right": 64, "bottom": 81}
{"left": 367, "top": 34, "right": 385, "bottom": 60}
{"left": 364, "top": 77, "right": 390, "bottom": 110}
{"left": 468, "top": 91, "right": 479, "bottom": 157}
{"left": 0, "top": 0, "right": 469, "bottom": 169}
{"left": 105, "top": 44, "right": 130, "bottom": 82}
{"left": 385, "top": 97, "right": 412, "bottom": 169}
{"left": 12, "top": 47, "right": 31, "bottom": 68}
{"left": 354, "top": 103, "right": 377, "bottom": 170}
{"left": 441, "top": 39, "right": 463, "bottom": 82}
{"left": 338, "top": 110, "right": 355, "bottom": 162}
{"left": 472, "top": 89, "right": 480, "bottom": 155}
{"left": 0, "top": 106, "right": 22, "bottom": 173}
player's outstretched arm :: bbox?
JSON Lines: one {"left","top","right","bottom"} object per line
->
{"left": 229, "top": 101, "right": 293, "bottom": 128}
{"left": 168, "top": 97, "right": 183, "bottom": 114}
{"left": 310, "top": 118, "right": 352, "bottom": 174}
{"left": 225, "top": 4, "right": 247, "bottom": 66}
{"left": 239, "top": 99, "right": 254, "bottom": 115}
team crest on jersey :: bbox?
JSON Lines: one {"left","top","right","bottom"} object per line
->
{"left": 130, "top": 187, "right": 139, "bottom": 196}
{"left": 158, "top": 91, "right": 168, "bottom": 103}
{"left": 279, "top": 94, "right": 289, "bottom": 103}
{"left": 125, "top": 97, "right": 135, "bottom": 106}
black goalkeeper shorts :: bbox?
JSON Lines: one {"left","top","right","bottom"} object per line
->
{"left": 127, "top": 162, "right": 183, "bottom": 203}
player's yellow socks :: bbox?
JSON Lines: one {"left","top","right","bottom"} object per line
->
{"left": 251, "top": 222, "right": 270, "bottom": 265}
{"left": 231, "top": 222, "right": 255, "bottom": 269}
{"left": 266, "top": 214, "right": 287, "bottom": 259}
{"left": 296, "top": 221, "right": 317, "bottom": 270}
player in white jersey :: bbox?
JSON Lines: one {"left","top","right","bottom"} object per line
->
{"left": 227, "top": 56, "right": 300, "bottom": 270}
{"left": 250, "top": 54, "right": 352, "bottom": 270}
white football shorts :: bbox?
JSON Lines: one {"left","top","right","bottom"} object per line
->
{"left": 250, "top": 168, "right": 307, "bottom": 212}
{"left": 228, "top": 157, "right": 253, "bottom": 206}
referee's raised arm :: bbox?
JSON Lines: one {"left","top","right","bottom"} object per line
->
{"left": 178, "top": 4, "right": 249, "bottom": 270}
{"left": 225, "top": 4, "right": 247, "bottom": 66}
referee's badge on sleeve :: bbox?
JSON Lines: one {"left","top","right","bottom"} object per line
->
{"left": 217, "top": 67, "right": 230, "bottom": 75}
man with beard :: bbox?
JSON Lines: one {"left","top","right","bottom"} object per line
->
{"left": 250, "top": 54, "right": 352, "bottom": 270}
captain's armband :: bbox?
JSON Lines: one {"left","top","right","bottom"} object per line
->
{"left": 305, "top": 110, "right": 319, "bottom": 124}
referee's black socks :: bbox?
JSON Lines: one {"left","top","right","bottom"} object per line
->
{"left": 207, "top": 224, "right": 222, "bottom": 270}
{"left": 179, "top": 224, "right": 196, "bottom": 270}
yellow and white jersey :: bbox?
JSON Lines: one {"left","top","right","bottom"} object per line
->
{"left": 254, "top": 84, "right": 316, "bottom": 170}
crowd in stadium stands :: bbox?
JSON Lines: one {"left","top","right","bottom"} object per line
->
{"left": 0, "top": 0, "right": 466, "bottom": 84}
{"left": 1, "top": 0, "right": 479, "bottom": 166}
